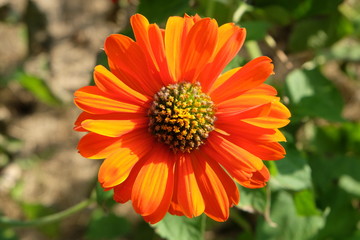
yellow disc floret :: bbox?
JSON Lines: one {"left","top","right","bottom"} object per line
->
{"left": 148, "top": 82, "right": 215, "bottom": 153}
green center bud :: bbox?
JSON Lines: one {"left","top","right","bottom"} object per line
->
{"left": 148, "top": 82, "right": 216, "bottom": 153}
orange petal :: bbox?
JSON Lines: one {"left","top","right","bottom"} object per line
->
{"left": 205, "top": 132, "right": 264, "bottom": 171}
{"left": 205, "top": 154, "right": 240, "bottom": 207}
{"left": 74, "top": 86, "right": 144, "bottom": 114}
{"left": 168, "top": 200, "right": 185, "bottom": 216}
{"left": 113, "top": 154, "right": 148, "bottom": 204}
{"left": 104, "top": 34, "right": 161, "bottom": 96}
{"left": 168, "top": 179, "right": 185, "bottom": 216}
{"left": 222, "top": 134, "right": 286, "bottom": 160}
{"left": 216, "top": 94, "right": 278, "bottom": 115}
{"left": 242, "top": 117, "right": 290, "bottom": 129}
{"left": 176, "top": 153, "right": 205, "bottom": 218}
{"left": 180, "top": 18, "right": 218, "bottom": 82}
{"left": 77, "top": 128, "right": 153, "bottom": 159}
{"left": 94, "top": 65, "right": 149, "bottom": 105}
{"left": 77, "top": 132, "right": 122, "bottom": 159}
{"left": 191, "top": 151, "right": 230, "bottom": 222}
{"left": 132, "top": 145, "right": 174, "bottom": 216}
{"left": 81, "top": 117, "right": 148, "bottom": 137}
{"left": 216, "top": 102, "right": 272, "bottom": 119}
{"left": 165, "top": 16, "right": 194, "bottom": 82}
{"left": 268, "top": 100, "right": 291, "bottom": 119}
{"left": 142, "top": 171, "right": 174, "bottom": 224}
{"left": 215, "top": 118, "right": 275, "bottom": 138}
{"left": 74, "top": 111, "right": 92, "bottom": 132}
{"left": 131, "top": 14, "right": 174, "bottom": 86}
{"left": 98, "top": 142, "right": 150, "bottom": 188}
{"left": 199, "top": 24, "right": 246, "bottom": 93}
{"left": 239, "top": 166, "right": 270, "bottom": 189}
{"left": 210, "top": 56, "right": 274, "bottom": 103}
{"left": 244, "top": 83, "right": 278, "bottom": 96}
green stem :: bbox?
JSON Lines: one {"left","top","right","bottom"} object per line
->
{"left": 200, "top": 214, "right": 207, "bottom": 240}
{"left": 0, "top": 198, "right": 93, "bottom": 228}
{"left": 245, "top": 40, "right": 263, "bottom": 59}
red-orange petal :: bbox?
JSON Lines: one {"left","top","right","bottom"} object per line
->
{"left": 239, "top": 166, "right": 270, "bottom": 189}
{"left": 199, "top": 24, "right": 246, "bottom": 93}
{"left": 74, "top": 111, "right": 91, "bottom": 132}
{"left": 165, "top": 16, "right": 195, "bottom": 82}
{"left": 131, "top": 145, "right": 174, "bottom": 216}
{"left": 131, "top": 14, "right": 174, "bottom": 86}
{"left": 81, "top": 118, "right": 148, "bottom": 137}
{"left": 77, "top": 132, "right": 122, "bottom": 159}
{"left": 191, "top": 151, "right": 230, "bottom": 222}
{"left": 142, "top": 170, "right": 174, "bottom": 224}
{"left": 216, "top": 102, "right": 272, "bottom": 119}
{"left": 205, "top": 131, "right": 264, "bottom": 172}
{"left": 94, "top": 65, "right": 149, "bottom": 105}
{"left": 98, "top": 145, "right": 148, "bottom": 188}
{"left": 180, "top": 18, "right": 218, "bottom": 82}
{"left": 209, "top": 56, "right": 274, "bottom": 103}
{"left": 221, "top": 134, "right": 286, "bottom": 160}
{"left": 216, "top": 93, "right": 278, "bottom": 116}
{"left": 113, "top": 154, "right": 148, "bottom": 204}
{"left": 176, "top": 153, "right": 205, "bottom": 218}
{"left": 104, "top": 34, "right": 161, "bottom": 96}
{"left": 242, "top": 117, "right": 290, "bottom": 129}
{"left": 74, "top": 86, "right": 145, "bottom": 114}
{"left": 77, "top": 128, "right": 153, "bottom": 159}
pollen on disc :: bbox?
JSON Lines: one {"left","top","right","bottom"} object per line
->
{"left": 148, "top": 82, "right": 216, "bottom": 153}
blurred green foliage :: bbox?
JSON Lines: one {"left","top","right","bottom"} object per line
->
{"left": 1, "top": 0, "right": 360, "bottom": 239}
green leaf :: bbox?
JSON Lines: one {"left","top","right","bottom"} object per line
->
{"left": 288, "top": 11, "right": 353, "bottom": 52}
{"left": 339, "top": 175, "right": 360, "bottom": 198}
{"left": 0, "top": 227, "right": 18, "bottom": 240}
{"left": 289, "top": 18, "right": 329, "bottom": 52}
{"left": 20, "top": 203, "right": 59, "bottom": 237}
{"left": 315, "top": 189, "right": 359, "bottom": 240}
{"left": 241, "top": 21, "right": 271, "bottom": 41}
{"left": 285, "top": 67, "right": 344, "bottom": 121}
{"left": 137, "top": 0, "right": 189, "bottom": 23}
{"left": 196, "top": 0, "right": 239, "bottom": 24}
{"left": 86, "top": 209, "right": 131, "bottom": 240}
{"left": 16, "top": 71, "right": 61, "bottom": 105}
{"left": 95, "top": 182, "right": 116, "bottom": 209}
{"left": 237, "top": 185, "right": 266, "bottom": 214}
{"left": 256, "top": 191, "right": 324, "bottom": 240}
{"left": 259, "top": 6, "right": 292, "bottom": 25}
{"left": 154, "top": 214, "right": 205, "bottom": 240}
{"left": 270, "top": 146, "right": 312, "bottom": 191}
{"left": 294, "top": 190, "right": 320, "bottom": 216}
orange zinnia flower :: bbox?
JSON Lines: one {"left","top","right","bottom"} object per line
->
{"left": 74, "top": 14, "right": 290, "bottom": 224}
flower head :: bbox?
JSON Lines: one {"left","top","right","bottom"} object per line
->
{"left": 74, "top": 13, "right": 290, "bottom": 224}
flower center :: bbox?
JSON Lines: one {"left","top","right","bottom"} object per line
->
{"left": 148, "top": 82, "right": 215, "bottom": 153}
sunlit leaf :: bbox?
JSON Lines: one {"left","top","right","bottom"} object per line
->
{"left": 256, "top": 191, "right": 324, "bottom": 240}
{"left": 270, "top": 146, "right": 312, "bottom": 191}
{"left": 237, "top": 185, "right": 266, "bottom": 214}
{"left": 339, "top": 175, "right": 360, "bottom": 197}
{"left": 154, "top": 214, "right": 205, "bottom": 240}
{"left": 16, "top": 71, "right": 61, "bottom": 105}
{"left": 86, "top": 209, "right": 131, "bottom": 240}
{"left": 294, "top": 190, "right": 320, "bottom": 216}
{"left": 285, "top": 68, "right": 344, "bottom": 121}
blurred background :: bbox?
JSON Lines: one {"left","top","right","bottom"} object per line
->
{"left": 0, "top": 0, "right": 359, "bottom": 239}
